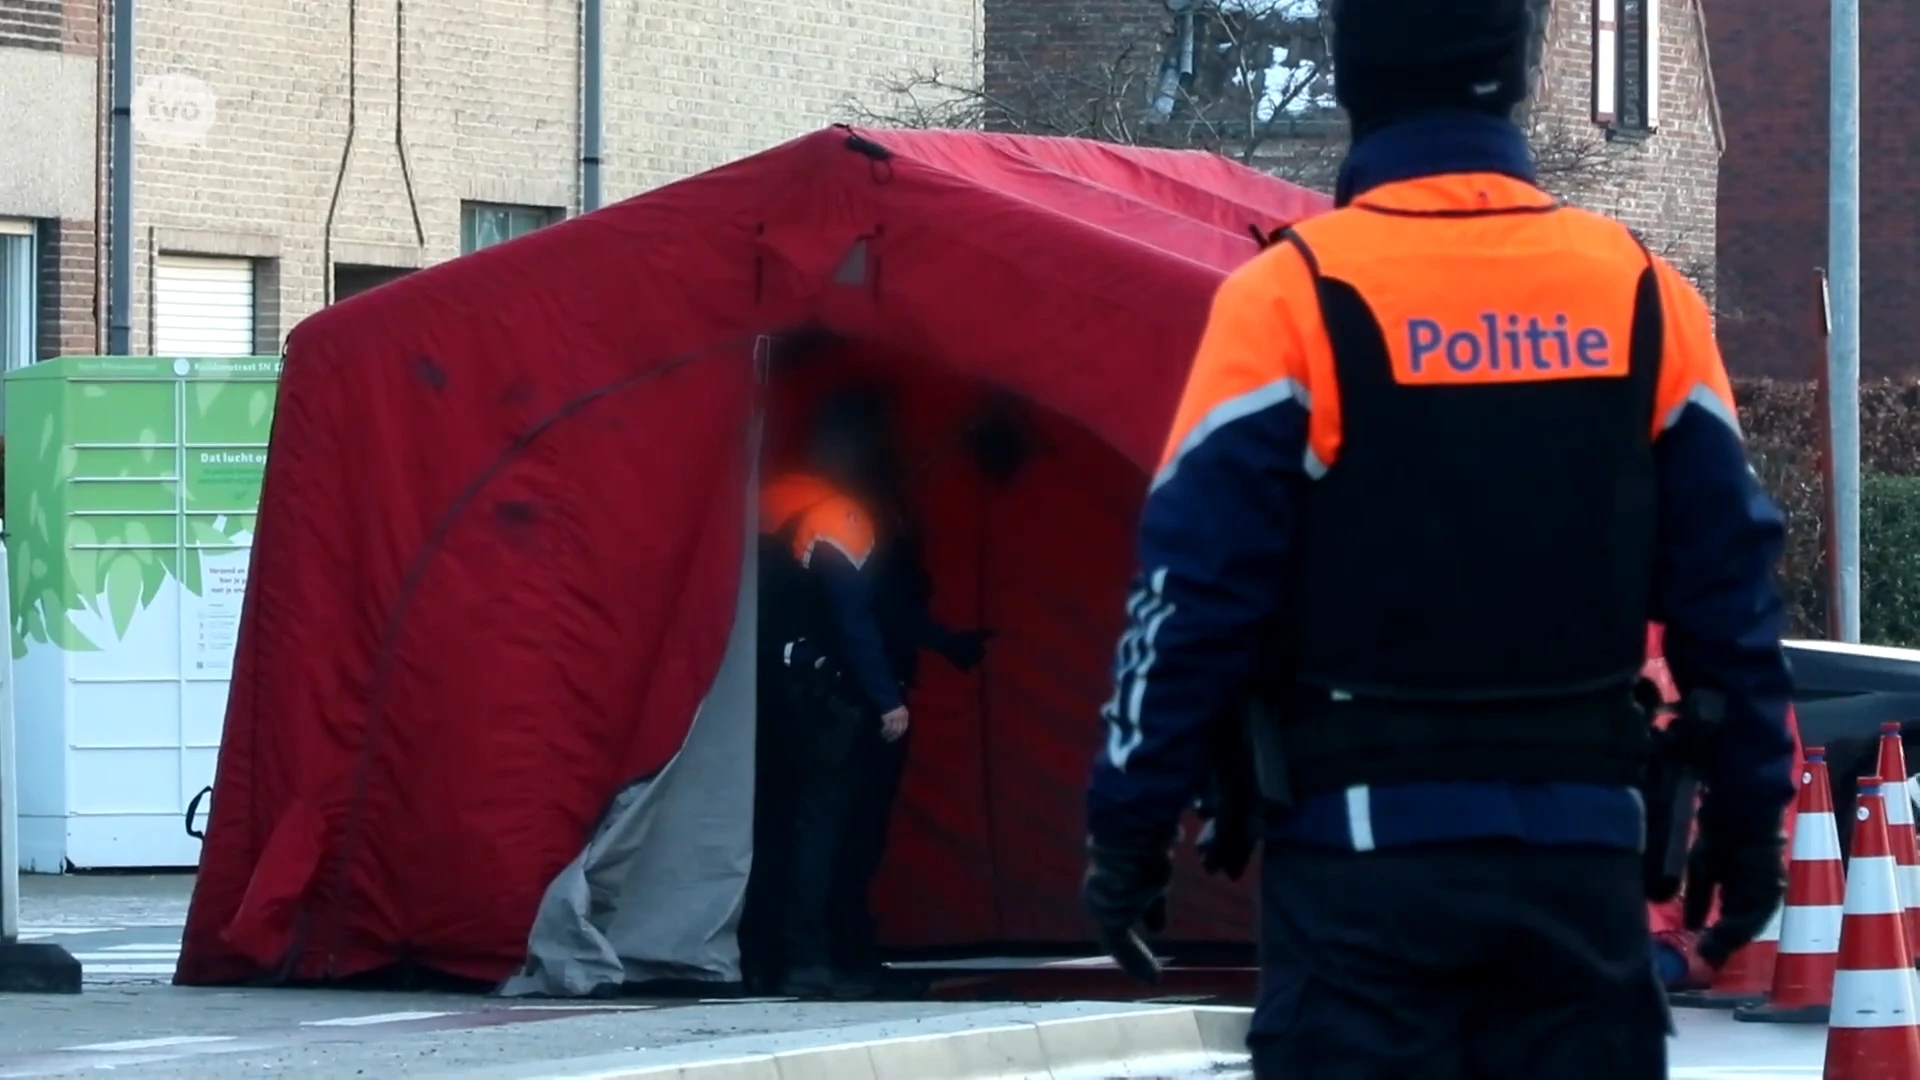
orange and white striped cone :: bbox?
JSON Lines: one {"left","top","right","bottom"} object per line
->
{"left": 1823, "top": 781, "right": 1920, "bottom": 1079}
{"left": 1738, "top": 747, "right": 1844, "bottom": 1024}
{"left": 1874, "top": 722, "right": 1920, "bottom": 958}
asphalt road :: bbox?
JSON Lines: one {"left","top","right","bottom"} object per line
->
{"left": 0, "top": 874, "right": 1136, "bottom": 1079}
{"left": 0, "top": 873, "right": 1835, "bottom": 1079}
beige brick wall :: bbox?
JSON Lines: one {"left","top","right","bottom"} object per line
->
{"left": 123, "top": 0, "right": 981, "bottom": 353}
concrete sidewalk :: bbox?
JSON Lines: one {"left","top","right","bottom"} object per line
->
{"left": 14, "top": 872, "right": 193, "bottom": 933}
{"left": 0, "top": 997, "right": 1195, "bottom": 1080}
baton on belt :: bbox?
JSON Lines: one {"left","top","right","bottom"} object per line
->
{"left": 1642, "top": 686, "right": 1726, "bottom": 902}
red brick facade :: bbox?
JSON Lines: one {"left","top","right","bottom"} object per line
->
{"left": 60, "top": 0, "right": 94, "bottom": 54}
{"left": 0, "top": 0, "right": 59, "bottom": 50}
{"left": 983, "top": 0, "right": 1165, "bottom": 117}
{"left": 1709, "top": 0, "right": 1920, "bottom": 379}
{"left": 37, "top": 218, "right": 97, "bottom": 358}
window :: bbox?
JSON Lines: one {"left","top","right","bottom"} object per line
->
{"left": 460, "top": 202, "right": 560, "bottom": 255}
{"left": 1593, "top": 0, "right": 1660, "bottom": 134}
{"left": 333, "top": 264, "right": 414, "bottom": 303}
{"left": 1594, "top": 0, "right": 1660, "bottom": 135}
{"left": 154, "top": 255, "right": 256, "bottom": 357}
{"left": 0, "top": 219, "right": 37, "bottom": 372}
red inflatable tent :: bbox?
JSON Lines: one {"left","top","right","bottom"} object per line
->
{"left": 174, "top": 127, "right": 1332, "bottom": 993}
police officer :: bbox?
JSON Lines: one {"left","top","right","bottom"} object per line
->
{"left": 1080, "top": 1, "right": 1796, "bottom": 1076}
{"left": 743, "top": 398, "right": 908, "bottom": 1000}
{"left": 807, "top": 387, "right": 995, "bottom": 983}
{"left": 834, "top": 466, "right": 993, "bottom": 982}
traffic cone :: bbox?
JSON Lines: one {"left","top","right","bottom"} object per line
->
{"left": 1874, "top": 722, "right": 1920, "bottom": 957}
{"left": 1823, "top": 781, "right": 1920, "bottom": 1079}
{"left": 1738, "top": 747, "right": 1844, "bottom": 1024}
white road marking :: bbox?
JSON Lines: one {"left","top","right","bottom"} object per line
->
{"left": 73, "top": 943, "right": 182, "bottom": 979}
{"left": 77, "top": 963, "right": 179, "bottom": 975}
{"left": 505, "top": 1004, "right": 657, "bottom": 1011}
{"left": 1670, "top": 1069, "right": 1822, "bottom": 1079}
{"left": 16, "top": 922, "right": 180, "bottom": 933}
{"left": 65, "top": 1036, "right": 238, "bottom": 1052}
{"left": 302, "top": 1011, "right": 457, "bottom": 1027}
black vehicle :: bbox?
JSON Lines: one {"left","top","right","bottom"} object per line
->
{"left": 1786, "top": 639, "right": 1920, "bottom": 855}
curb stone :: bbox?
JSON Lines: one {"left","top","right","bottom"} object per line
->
{"left": 467, "top": 1003, "right": 1254, "bottom": 1080}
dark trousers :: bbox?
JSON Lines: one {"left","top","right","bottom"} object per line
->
{"left": 1251, "top": 843, "right": 1668, "bottom": 1080}
{"left": 740, "top": 684, "right": 865, "bottom": 983}
{"left": 830, "top": 728, "right": 909, "bottom": 970}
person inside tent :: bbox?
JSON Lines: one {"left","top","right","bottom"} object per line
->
{"left": 742, "top": 396, "right": 909, "bottom": 999}
{"left": 818, "top": 387, "right": 996, "bottom": 985}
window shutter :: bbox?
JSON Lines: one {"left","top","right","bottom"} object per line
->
{"left": 1593, "top": 0, "right": 1618, "bottom": 124}
{"left": 1644, "top": 0, "right": 1661, "bottom": 129}
{"left": 155, "top": 256, "right": 256, "bottom": 357}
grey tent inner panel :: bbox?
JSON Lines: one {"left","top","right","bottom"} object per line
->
{"left": 501, "top": 440, "right": 760, "bottom": 998}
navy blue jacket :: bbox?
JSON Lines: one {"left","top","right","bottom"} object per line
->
{"left": 812, "top": 544, "right": 902, "bottom": 715}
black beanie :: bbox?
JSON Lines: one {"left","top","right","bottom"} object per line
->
{"left": 1331, "top": 0, "right": 1535, "bottom": 133}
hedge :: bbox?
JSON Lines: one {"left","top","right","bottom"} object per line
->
{"left": 1739, "top": 378, "right": 1920, "bottom": 644}
{"left": 1863, "top": 476, "right": 1920, "bottom": 646}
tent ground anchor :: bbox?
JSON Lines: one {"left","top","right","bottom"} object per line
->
{"left": 0, "top": 941, "right": 82, "bottom": 994}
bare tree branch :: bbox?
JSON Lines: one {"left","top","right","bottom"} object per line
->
{"left": 1525, "top": 115, "right": 1625, "bottom": 202}
{"left": 845, "top": 0, "right": 1676, "bottom": 271}
{"left": 847, "top": 46, "right": 1157, "bottom": 145}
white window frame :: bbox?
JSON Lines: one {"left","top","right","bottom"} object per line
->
{"left": 0, "top": 218, "right": 38, "bottom": 372}
{"left": 1594, "top": 0, "right": 1660, "bottom": 134}
{"left": 1593, "top": 0, "right": 1618, "bottom": 124}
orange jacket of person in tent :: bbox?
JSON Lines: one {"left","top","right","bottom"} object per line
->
{"left": 758, "top": 471, "right": 903, "bottom": 723}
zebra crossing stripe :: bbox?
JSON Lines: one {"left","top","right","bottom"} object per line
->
{"left": 72, "top": 943, "right": 181, "bottom": 978}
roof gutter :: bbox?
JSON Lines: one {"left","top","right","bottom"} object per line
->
{"left": 580, "top": 0, "right": 603, "bottom": 212}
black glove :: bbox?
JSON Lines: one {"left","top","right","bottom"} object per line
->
{"left": 1082, "top": 838, "right": 1172, "bottom": 985}
{"left": 1195, "top": 813, "right": 1257, "bottom": 881}
{"left": 1682, "top": 826, "right": 1787, "bottom": 968}
{"left": 938, "top": 629, "right": 995, "bottom": 673}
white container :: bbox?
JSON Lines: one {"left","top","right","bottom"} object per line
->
{"left": 5, "top": 355, "right": 278, "bottom": 869}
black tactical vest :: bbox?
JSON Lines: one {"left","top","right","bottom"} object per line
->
{"left": 1278, "top": 218, "right": 1663, "bottom": 795}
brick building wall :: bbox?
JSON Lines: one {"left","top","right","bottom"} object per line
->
{"left": 982, "top": 0, "right": 1722, "bottom": 295}
{"left": 37, "top": 219, "right": 97, "bottom": 357}
{"left": 982, "top": 0, "right": 1163, "bottom": 118}
{"left": 1710, "top": 0, "right": 1920, "bottom": 379}
{"left": 118, "top": 0, "right": 979, "bottom": 353}
{"left": 1528, "top": 0, "right": 1723, "bottom": 296}
{"left": 0, "top": 0, "right": 101, "bottom": 358}
{"left": 3, "top": 0, "right": 979, "bottom": 359}
{"left": 0, "top": 0, "right": 59, "bottom": 50}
